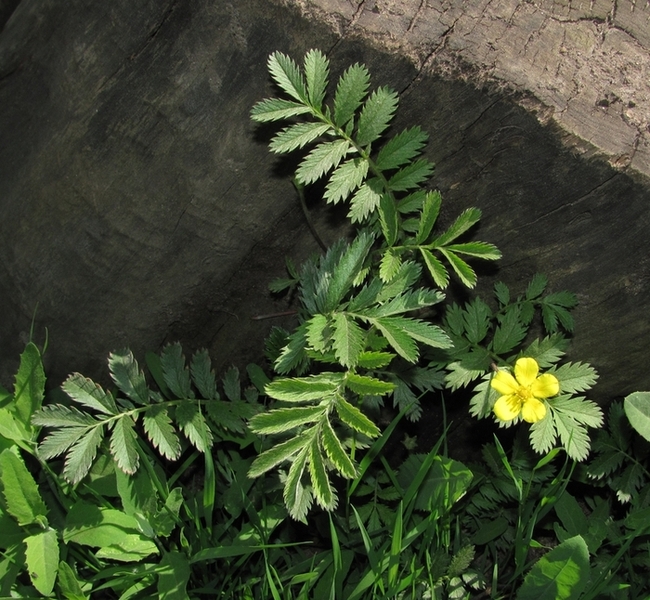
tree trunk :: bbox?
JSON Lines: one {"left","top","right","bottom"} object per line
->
{"left": 0, "top": 0, "right": 648, "bottom": 402}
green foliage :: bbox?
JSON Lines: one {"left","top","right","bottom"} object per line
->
{"left": 32, "top": 343, "right": 257, "bottom": 485}
{"left": 444, "top": 277, "right": 603, "bottom": 462}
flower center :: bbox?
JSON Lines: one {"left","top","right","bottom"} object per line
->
{"left": 516, "top": 385, "right": 533, "bottom": 403}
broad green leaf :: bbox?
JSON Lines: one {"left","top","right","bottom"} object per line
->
{"left": 284, "top": 448, "right": 311, "bottom": 521}
{"left": 110, "top": 415, "right": 139, "bottom": 475}
{"left": 325, "top": 231, "right": 374, "bottom": 310}
{"left": 446, "top": 241, "right": 501, "bottom": 260}
{"left": 25, "top": 529, "right": 59, "bottom": 596}
{"left": 190, "top": 349, "right": 218, "bottom": 400}
{"left": 248, "top": 432, "right": 311, "bottom": 478}
{"left": 414, "top": 190, "right": 442, "bottom": 245}
{"left": 296, "top": 139, "right": 351, "bottom": 185}
{"left": 161, "top": 344, "right": 194, "bottom": 399}
{"left": 372, "top": 317, "right": 418, "bottom": 362}
{"left": 516, "top": 535, "right": 589, "bottom": 600}
{"left": 333, "top": 64, "right": 370, "bottom": 127}
{"left": 304, "top": 48, "right": 329, "bottom": 108}
{"left": 0, "top": 408, "right": 28, "bottom": 444}
{"left": 420, "top": 248, "right": 449, "bottom": 288}
{"left": 379, "top": 248, "right": 402, "bottom": 283}
{"left": 309, "top": 438, "right": 336, "bottom": 510}
{"left": 349, "top": 178, "right": 382, "bottom": 223}
{"left": 334, "top": 395, "right": 380, "bottom": 437}
{"left": 64, "top": 501, "right": 158, "bottom": 560}
{"left": 12, "top": 342, "right": 45, "bottom": 435}
{"left": 62, "top": 374, "right": 117, "bottom": 415}
{"left": 375, "top": 126, "right": 428, "bottom": 171}
{"left": 143, "top": 405, "right": 181, "bottom": 460}
{"left": 250, "top": 98, "right": 311, "bottom": 122}
{"left": 268, "top": 52, "right": 307, "bottom": 103}
{"left": 0, "top": 448, "right": 48, "bottom": 526}
{"left": 379, "top": 193, "right": 399, "bottom": 246}
{"left": 270, "top": 122, "right": 331, "bottom": 154}
{"left": 57, "top": 560, "right": 88, "bottom": 600}
{"left": 387, "top": 159, "right": 433, "bottom": 192}
{"left": 439, "top": 248, "right": 477, "bottom": 288}
{"left": 176, "top": 401, "right": 212, "bottom": 452}
{"left": 356, "top": 87, "right": 398, "bottom": 146}
{"left": 332, "top": 313, "right": 365, "bottom": 368}
{"left": 249, "top": 406, "right": 325, "bottom": 435}
{"left": 324, "top": 158, "right": 369, "bottom": 204}
{"left": 158, "top": 551, "right": 191, "bottom": 600}
{"left": 345, "top": 373, "right": 395, "bottom": 396}
{"left": 0, "top": 510, "right": 26, "bottom": 549}
{"left": 320, "top": 419, "right": 356, "bottom": 478}
{"left": 63, "top": 425, "right": 104, "bottom": 484}
{"left": 549, "top": 362, "right": 598, "bottom": 394}
{"left": 624, "top": 392, "right": 650, "bottom": 443}
{"left": 265, "top": 372, "right": 344, "bottom": 402}
{"left": 431, "top": 207, "right": 482, "bottom": 246}
{"left": 108, "top": 349, "right": 149, "bottom": 405}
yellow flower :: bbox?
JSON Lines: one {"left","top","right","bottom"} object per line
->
{"left": 490, "top": 357, "right": 559, "bottom": 423}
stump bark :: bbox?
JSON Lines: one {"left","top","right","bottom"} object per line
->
{"left": 0, "top": 0, "right": 649, "bottom": 402}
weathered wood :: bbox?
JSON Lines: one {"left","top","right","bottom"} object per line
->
{"left": 0, "top": 0, "right": 649, "bottom": 403}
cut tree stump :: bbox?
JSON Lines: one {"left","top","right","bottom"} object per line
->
{"left": 0, "top": 0, "right": 648, "bottom": 403}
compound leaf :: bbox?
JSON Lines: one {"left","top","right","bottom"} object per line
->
{"left": 375, "top": 126, "right": 428, "bottom": 171}
{"left": 414, "top": 190, "right": 442, "bottom": 245}
{"left": 356, "top": 87, "right": 399, "bottom": 146}
{"left": 270, "top": 122, "right": 331, "bottom": 154}
{"left": 268, "top": 52, "right": 307, "bottom": 103}
{"left": 334, "top": 64, "right": 370, "bottom": 128}
{"left": 309, "top": 438, "right": 336, "bottom": 510}
{"left": 143, "top": 405, "right": 181, "bottom": 461}
{"left": 248, "top": 406, "right": 325, "bottom": 435}
{"left": 62, "top": 374, "right": 117, "bottom": 416}
{"left": 190, "top": 349, "right": 218, "bottom": 401}
{"left": 303, "top": 48, "right": 329, "bottom": 108}
{"left": 296, "top": 139, "right": 351, "bottom": 185}
{"left": 176, "top": 401, "right": 212, "bottom": 453}
{"left": 161, "top": 344, "right": 194, "bottom": 399}
{"left": 248, "top": 433, "right": 311, "bottom": 478}
{"left": 321, "top": 419, "right": 356, "bottom": 478}
{"left": 250, "top": 97, "right": 311, "bottom": 122}
{"left": 334, "top": 395, "right": 380, "bottom": 437}
{"left": 324, "top": 158, "right": 369, "bottom": 205}
{"left": 332, "top": 313, "right": 365, "bottom": 368}
{"left": 109, "top": 349, "right": 149, "bottom": 406}
{"left": 63, "top": 425, "right": 104, "bottom": 484}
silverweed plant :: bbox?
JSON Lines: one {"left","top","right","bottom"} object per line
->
{"left": 2, "top": 49, "right": 649, "bottom": 599}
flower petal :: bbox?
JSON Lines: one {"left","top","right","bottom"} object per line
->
{"left": 514, "top": 357, "right": 539, "bottom": 387}
{"left": 531, "top": 373, "right": 560, "bottom": 399}
{"left": 521, "top": 398, "right": 547, "bottom": 423}
{"left": 493, "top": 395, "right": 521, "bottom": 421}
{"left": 491, "top": 371, "right": 519, "bottom": 395}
